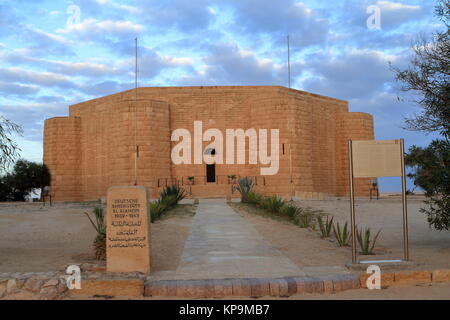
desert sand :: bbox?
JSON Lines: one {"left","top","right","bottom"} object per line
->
{"left": 0, "top": 202, "right": 194, "bottom": 273}
{"left": 1, "top": 197, "right": 449, "bottom": 300}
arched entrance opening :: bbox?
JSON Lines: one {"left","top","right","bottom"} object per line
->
{"left": 205, "top": 148, "right": 216, "bottom": 183}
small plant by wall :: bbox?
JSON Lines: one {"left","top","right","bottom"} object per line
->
{"left": 84, "top": 207, "right": 106, "bottom": 260}
{"left": 333, "top": 221, "right": 351, "bottom": 247}
{"left": 356, "top": 227, "right": 382, "bottom": 255}
{"left": 294, "top": 209, "right": 316, "bottom": 229}
{"left": 150, "top": 186, "right": 187, "bottom": 222}
{"left": 234, "top": 177, "right": 254, "bottom": 203}
{"left": 317, "top": 215, "right": 334, "bottom": 238}
{"left": 261, "top": 195, "right": 285, "bottom": 213}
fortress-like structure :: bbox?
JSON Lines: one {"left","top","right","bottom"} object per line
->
{"left": 44, "top": 86, "right": 374, "bottom": 201}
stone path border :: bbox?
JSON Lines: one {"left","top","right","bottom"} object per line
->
{"left": 1, "top": 268, "right": 450, "bottom": 299}
{"left": 359, "top": 269, "right": 450, "bottom": 288}
{"left": 144, "top": 274, "right": 360, "bottom": 298}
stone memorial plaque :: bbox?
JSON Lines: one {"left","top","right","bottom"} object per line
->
{"left": 352, "top": 140, "right": 402, "bottom": 178}
{"left": 106, "top": 186, "right": 151, "bottom": 273}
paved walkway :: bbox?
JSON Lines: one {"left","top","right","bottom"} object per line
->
{"left": 171, "top": 199, "right": 305, "bottom": 280}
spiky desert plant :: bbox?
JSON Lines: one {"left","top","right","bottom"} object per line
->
{"left": 333, "top": 221, "right": 351, "bottom": 247}
{"left": 280, "top": 203, "right": 300, "bottom": 219}
{"left": 149, "top": 200, "right": 165, "bottom": 222}
{"left": 294, "top": 210, "right": 316, "bottom": 228}
{"left": 246, "top": 191, "right": 263, "bottom": 206}
{"left": 234, "top": 177, "right": 254, "bottom": 203}
{"left": 160, "top": 185, "right": 186, "bottom": 204}
{"left": 317, "top": 215, "right": 334, "bottom": 238}
{"left": 263, "top": 195, "right": 285, "bottom": 213}
{"left": 356, "top": 227, "right": 381, "bottom": 255}
{"left": 84, "top": 207, "right": 106, "bottom": 260}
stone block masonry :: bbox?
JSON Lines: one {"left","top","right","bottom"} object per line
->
{"left": 43, "top": 86, "right": 375, "bottom": 201}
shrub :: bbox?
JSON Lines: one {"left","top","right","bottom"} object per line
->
{"left": 333, "top": 221, "right": 351, "bottom": 247}
{"left": 246, "top": 191, "right": 263, "bottom": 206}
{"left": 84, "top": 207, "right": 106, "bottom": 260}
{"left": 160, "top": 185, "right": 186, "bottom": 204}
{"left": 280, "top": 203, "right": 299, "bottom": 219}
{"left": 317, "top": 215, "right": 334, "bottom": 238}
{"left": 234, "top": 177, "right": 254, "bottom": 203}
{"left": 356, "top": 227, "right": 381, "bottom": 255}
{"left": 294, "top": 210, "right": 316, "bottom": 229}
{"left": 262, "top": 195, "right": 285, "bottom": 213}
{"left": 406, "top": 140, "right": 450, "bottom": 231}
{"left": 149, "top": 199, "right": 167, "bottom": 222}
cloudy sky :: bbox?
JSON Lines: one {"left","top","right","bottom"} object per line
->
{"left": 0, "top": 0, "right": 445, "bottom": 191}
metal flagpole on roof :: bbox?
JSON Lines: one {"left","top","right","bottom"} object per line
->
{"left": 287, "top": 35, "right": 291, "bottom": 89}
{"left": 134, "top": 37, "right": 138, "bottom": 186}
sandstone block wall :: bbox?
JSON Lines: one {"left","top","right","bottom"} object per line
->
{"left": 44, "top": 117, "right": 82, "bottom": 201}
{"left": 43, "top": 86, "right": 375, "bottom": 201}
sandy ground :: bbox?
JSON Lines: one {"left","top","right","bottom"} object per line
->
{"left": 0, "top": 202, "right": 194, "bottom": 273}
{"left": 2, "top": 198, "right": 449, "bottom": 300}
{"left": 295, "top": 197, "right": 450, "bottom": 269}
{"left": 230, "top": 197, "right": 450, "bottom": 272}
{"left": 230, "top": 203, "right": 351, "bottom": 275}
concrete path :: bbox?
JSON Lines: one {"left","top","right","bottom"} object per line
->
{"left": 172, "top": 199, "right": 305, "bottom": 280}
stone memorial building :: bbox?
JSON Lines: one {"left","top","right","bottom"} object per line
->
{"left": 43, "top": 86, "right": 375, "bottom": 201}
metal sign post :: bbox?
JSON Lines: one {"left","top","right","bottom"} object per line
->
{"left": 348, "top": 139, "right": 409, "bottom": 264}
{"left": 400, "top": 139, "right": 410, "bottom": 261}
{"left": 348, "top": 140, "right": 357, "bottom": 264}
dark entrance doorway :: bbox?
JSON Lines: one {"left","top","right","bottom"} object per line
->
{"left": 206, "top": 164, "right": 216, "bottom": 183}
{"left": 205, "top": 148, "right": 216, "bottom": 183}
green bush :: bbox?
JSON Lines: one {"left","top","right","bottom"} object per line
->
{"left": 159, "top": 185, "right": 186, "bottom": 204}
{"left": 149, "top": 200, "right": 166, "bottom": 222}
{"left": 279, "top": 203, "right": 300, "bottom": 218}
{"left": 246, "top": 191, "right": 263, "bottom": 206}
{"left": 294, "top": 210, "right": 316, "bottom": 229}
{"left": 356, "top": 227, "right": 381, "bottom": 255}
{"left": 149, "top": 191, "right": 184, "bottom": 223}
{"left": 406, "top": 140, "right": 450, "bottom": 231}
{"left": 333, "top": 221, "right": 351, "bottom": 247}
{"left": 261, "top": 195, "right": 285, "bottom": 213}
{"left": 317, "top": 215, "right": 334, "bottom": 238}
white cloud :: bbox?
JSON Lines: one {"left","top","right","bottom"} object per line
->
{"left": 57, "top": 18, "right": 144, "bottom": 35}
{"left": 376, "top": 1, "right": 420, "bottom": 11}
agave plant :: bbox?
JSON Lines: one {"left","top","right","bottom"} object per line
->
{"left": 234, "top": 177, "right": 254, "bottom": 203}
{"left": 357, "top": 227, "right": 381, "bottom": 255}
{"left": 333, "top": 221, "right": 351, "bottom": 247}
{"left": 317, "top": 215, "right": 334, "bottom": 238}
{"left": 294, "top": 209, "right": 316, "bottom": 229}
{"left": 160, "top": 185, "right": 186, "bottom": 204}
{"left": 280, "top": 203, "right": 300, "bottom": 218}
{"left": 262, "top": 195, "right": 285, "bottom": 213}
{"left": 84, "top": 207, "right": 106, "bottom": 260}
{"left": 149, "top": 200, "right": 166, "bottom": 222}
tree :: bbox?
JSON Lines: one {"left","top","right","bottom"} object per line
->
{"left": 0, "top": 160, "right": 51, "bottom": 201}
{"left": 0, "top": 116, "right": 23, "bottom": 172}
{"left": 392, "top": 0, "right": 449, "bottom": 138}
{"left": 405, "top": 140, "right": 450, "bottom": 230}
{"left": 392, "top": 0, "right": 450, "bottom": 230}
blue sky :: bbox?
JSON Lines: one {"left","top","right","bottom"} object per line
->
{"left": 0, "top": 0, "right": 445, "bottom": 191}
